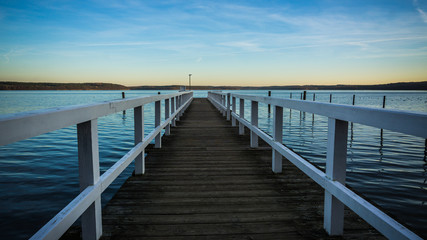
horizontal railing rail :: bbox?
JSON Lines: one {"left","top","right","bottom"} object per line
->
{"left": 0, "top": 91, "right": 193, "bottom": 240}
{"left": 207, "top": 91, "right": 425, "bottom": 240}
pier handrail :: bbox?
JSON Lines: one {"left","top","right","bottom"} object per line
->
{"left": 0, "top": 91, "right": 193, "bottom": 240}
{"left": 208, "top": 91, "right": 425, "bottom": 240}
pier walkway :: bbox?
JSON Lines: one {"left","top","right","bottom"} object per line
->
{"left": 99, "top": 98, "right": 381, "bottom": 239}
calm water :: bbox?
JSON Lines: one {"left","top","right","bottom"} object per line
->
{"left": 0, "top": 90, "right": 426, "bottom": 239}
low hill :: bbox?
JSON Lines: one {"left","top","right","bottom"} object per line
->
{"left": 1, "top": 81, "right": 426, "bottom": 91}
{"left": 0, "top": 82, "right": 129, "bottom": 90}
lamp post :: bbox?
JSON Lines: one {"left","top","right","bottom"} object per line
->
{"left": 189, "top": 74, "right": 192, "bottom": 90}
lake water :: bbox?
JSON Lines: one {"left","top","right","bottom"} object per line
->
{"left": 0, "top": 90, "right": 426, "bottom": 239}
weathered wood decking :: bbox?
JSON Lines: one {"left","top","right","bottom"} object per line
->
{"left": 99, "top": 98, "right": 382, "bottom": 239}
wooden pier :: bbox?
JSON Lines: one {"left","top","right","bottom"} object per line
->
{"left": 3, "top": 91, "right": 424, "bottom": 239}
{"left": 98, "top": 98, "right": 382, "bottom": 239}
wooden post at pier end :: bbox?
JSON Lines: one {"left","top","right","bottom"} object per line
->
{"left": 268, "top": 91, "right": 271, "bottom": 114}
{"left": 122, "top": 92, "right": 126, "bottom": 115}
{"left": 303, "top": 91, "right": 307, "bottom": 100}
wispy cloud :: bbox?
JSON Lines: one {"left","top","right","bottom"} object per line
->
{"left": 218, "top": 41, "right": 263, "bottom": 52}
{"left": 413, "top": 0, "right": 427, "bottom": 23}
{"left": 0, "top": 48, "right": 33, "bottom": 63}
{"left": 79, "top": 42, "right": 153, "bottom": 47}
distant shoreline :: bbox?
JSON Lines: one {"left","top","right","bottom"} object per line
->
{"left": 0, "top": 81, "right": 426, "bottom": 91}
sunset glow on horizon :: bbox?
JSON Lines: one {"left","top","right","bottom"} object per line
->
{"left": 1, "top": 0, "right": 427, "bottom": 87}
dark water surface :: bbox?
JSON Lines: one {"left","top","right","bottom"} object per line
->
{"left": 0, "top": 90, "right": 426, "bottom": 239}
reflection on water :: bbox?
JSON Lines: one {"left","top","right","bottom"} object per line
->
{"left": 0, "top": 90, "right": 426, "bottom": 239}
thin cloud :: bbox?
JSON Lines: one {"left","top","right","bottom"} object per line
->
{"left": 344, "top": 51, "right": 427, "bottom": 59}
{"left": 79, "top": 42, "right": 153, "bottom": 47}
{"left": 218, "top": 41, "right": 264, "bottom": 52}
{"left": 416, "top": 8, "right": 427, "bottom": 23}
{"left": 413, "top": 0, "right": 427, "bottom": 23}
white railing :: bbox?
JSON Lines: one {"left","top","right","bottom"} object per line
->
{"left": 0, "top": 91, "right": 193, "bottom": 240}
{"left": 208, "top": 91, "right": 426, "bottom": 240}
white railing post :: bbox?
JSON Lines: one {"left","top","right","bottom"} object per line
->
{"left": 77, "top": 119, "right": 102, "bottom": 240}
{"left": 134, "top": 106, "right": 145, "bottom": 175}
{"left": 239, "top": 98, "right": 245, "bottom": 135}
{"left": 155, "top": 100, "right": 161, "bottom": 148}
{"left": 232, "top": 96, "right": 236, "bottom": 126}
{"left": 222, "top": 95, "right": 226, "bottom": 117}
{"left": 171, "top": 97, "right": 176, "bottom": 127}
{"left": 165, "top": 98, "right": 170, "bottom": 135}
{"left": 250, "top": 101, "right": 259, "bottom": 148}
{"left": 179, "top": 95, "right": 183, "bottom": 118}
{"left": 227, "top": 93, "right": 231, "bottom": 121}
{"left": 272, "top": 105, "right": 283, "bottom": 173}
{"left": 181, "top": 95, "right": 184, "bottom": 115}
{"left": 176, "top": 96, "right": 181, "bottom": 121}
{"left": 324, "top": 118, "right": 348, "bottom": 235}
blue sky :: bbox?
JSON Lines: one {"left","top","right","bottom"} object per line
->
{"left": 1, "top": 0, "right": 427, "bottom": 86}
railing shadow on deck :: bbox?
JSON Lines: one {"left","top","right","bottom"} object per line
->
{"left": 0, "top": 91, "right": 193, "bottom": 240}
{"left": 208, "top": 91, "right": 426, "bottom": 240}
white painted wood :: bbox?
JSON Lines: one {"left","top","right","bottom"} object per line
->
{"left": 232, "top": 96, "right": 236, "bottom": 126}
{"left": 227, "top": 93, "right": 231, "bottom": 121}
{"left": 272, "top": 106, "right": 283, "bottom": 173}
{"left": 31, "top": 141, "right": 144, "bottom": 240}
{"left": 30, "top": 184, "right": 102, "bottom": 240}
{"left": 100, "top": 143, "right": 144, "bottom": 192}
{"left": 229, "top": 110, "right": 422, "bottom": 240}
{"left": 134, "top": 106, "right": 145, "bottom": 175}
{"left": 155, "top": 100, "right": 161, "bottom": 148}
{"left": 324, "top": 118, "right": 348, "bottom": 235}
{"left": 0, "top": 92, "right": 191, "bottom": 146}
{"left": 221, "top": 95, "right": 227, "bottom": 117}
{"left": 239, "top": 99, "right": 245, "bottom": 135}
{"left": 171, "top": 97, "right": 176, "bottom": 127}
{"left": 325, "top": 180, "right": 422, "bottom": 240}
{"left": 77, "top": 119, "right": 102, "bottom": 240}
{"left": 165, "top": 99, "right": 170, "bottom": 135}
{"left": 27, "top": 92, "right": 194, "bottom": 240}
{"left": 176, "top": 96, "right": 181, "bottom": 121}
{"left": 231, "top": 93, "right": 427, "bottom": 139}
{"left": 250, "top": 101, "right": 258, "bottom": 148}
{"left": 181, "top": 95, "right": 186, "bottom": 115}
{"left": 101, "top": 95, "right": 193, "bottom": 191}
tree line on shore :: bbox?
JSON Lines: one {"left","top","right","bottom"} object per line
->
{"left": 1, "top": 81, "right": 426, "bottom": 90}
